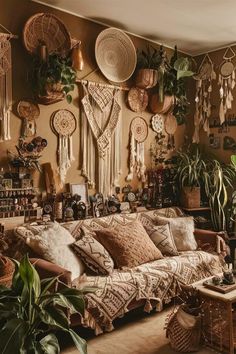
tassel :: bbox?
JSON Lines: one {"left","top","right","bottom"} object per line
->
{"left": 144, "top": 299, "right": 153, "bottom": 313}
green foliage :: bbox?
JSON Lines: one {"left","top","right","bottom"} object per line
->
{"left": 0, "top": 255, "right": 88, "bottom": 354}
{"left": 176, "top": 146, "right": 206, "bottom": 188}
{"left": 30, "top": 54, "right": 76, "bottom": 104}
{"left": 203, "top": 159, "right": 236, "bottom": 231}
{"left": 136, "top": 45, "right": 162, "bottom": 70}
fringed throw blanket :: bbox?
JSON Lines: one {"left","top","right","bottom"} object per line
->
{"left": 81, "top": 82, "right": 122, "bottom": 197}
{"left": 73, "top": 251, "right": 224, "bottom": 335}
{"left": 0, "top": 34, "right": 12, "bottom": 141}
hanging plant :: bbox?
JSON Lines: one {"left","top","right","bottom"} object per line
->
{"left": 29, "top": 53, "right": 76, "bottom": 104}
{"left": 163, "top": 47, "right": 195, "bottom": 125}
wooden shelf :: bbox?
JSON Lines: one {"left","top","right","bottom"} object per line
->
{"left": 182, "top": 207, "right": 210, "bottom": 212}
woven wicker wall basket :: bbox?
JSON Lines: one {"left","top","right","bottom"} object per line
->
{"left": 23, "top": 13, "right": 72, "bottom": 56}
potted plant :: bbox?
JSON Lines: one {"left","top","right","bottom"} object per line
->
{"left": 135, "top": 45, "right": 162, "bottom": 89}
{"left": 204, "top": 158, "right": 236, "bottom": 231}
{"left": 30, "top": 52, "right": 76, "bottom": 104}
{"left": 176, "top": 146, "right": 206, "bottom": 208}
{"left": 0, "top": 255, "right": 89, "bottom": 354}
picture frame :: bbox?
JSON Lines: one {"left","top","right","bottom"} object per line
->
{"left": 2, "top": 179, "right": 12, "bottom": 190}
{"left": 70, "top": 183, "right": 89, "bottom": 205}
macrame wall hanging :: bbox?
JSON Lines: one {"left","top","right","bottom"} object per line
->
{"left": 0, "top": 31, "right": 14, "bottom": 141}
{"left": 193, "top": 54, "right": 216, "bottom": 143}
{"left": 218, "top": 46, "right": 236, "bottom": 124}
{"left": 81, "top": 81, "right": 122, "bottom": 197}
{"left": 126, "top": 116, "right": 148, "bottom": 182}
{"left": 51, "top": 109, "right": 76, "bottom": 185}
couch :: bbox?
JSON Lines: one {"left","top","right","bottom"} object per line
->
{"left": 12, "top": 207, "right": 226, "bottom": 335}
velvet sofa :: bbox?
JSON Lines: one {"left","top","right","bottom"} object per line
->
{"left": 13, "top": 207, "right": 226, "bottom": 335}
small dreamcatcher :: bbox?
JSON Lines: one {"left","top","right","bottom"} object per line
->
{"left": 151, "top": 114, "right": 164, "bottom": 138}
{"left": 126, "top": 116, "right": 148, "bottom": 182}
{"left": 51, "top": 109, "right": 76, "bottom": 185}
{"left": 218, "top": 47, "right": 236, "bottom": 124}
{"left": 193, "top": 53, "right": 216, "bottom": 143}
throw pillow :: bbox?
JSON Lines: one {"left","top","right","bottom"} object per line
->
{"left": 147, "top": 224, "right": 179, "bottom": 256}
{"left": 156, "top": 216, "right": 197, "bottom": 252}
{"left": 14, "top": 221, "right": 85, "bottom": 280}
{"left": 94, "top": 220, "right": 163, "bottom": 268}
{"left": 71, "top": 227, "right": 114, "bottom": 275}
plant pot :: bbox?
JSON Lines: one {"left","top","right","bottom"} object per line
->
{"left": 149, "top": 93, "right": 174, "bottom": 114}
{"left": 37, "top": 82, "right": 65, "bottom": 105}
{"left": 135, "top": 69, "right": 158, "bottom": 89}
{"left": 180, "top": 187, "right": 201, "bottom": 209}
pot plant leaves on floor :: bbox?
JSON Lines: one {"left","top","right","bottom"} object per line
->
{"left": 0, "top": 255, "right": 89, "bottom": 354}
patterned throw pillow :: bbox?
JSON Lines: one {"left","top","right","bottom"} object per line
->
{"left": 156, "top": 216, "right": 197, "bottom": 252}
{"left": 94, "top": 220, "right": 163, "bottom": 269}
{"left": 147, "top": 224, "right": 179, "bottom": 256}
{"left": 71, "top": 227, "right": 114, "bottom": 275}
{"left": 14, "top": 221, "right": 85, "bottom": 280}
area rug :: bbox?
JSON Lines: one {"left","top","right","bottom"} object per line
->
{"left": 61, "top": 306, "right": 220, "bottom": 354}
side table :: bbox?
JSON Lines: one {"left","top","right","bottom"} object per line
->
{"left": 181, "top": 207, "right": 212, "bottom": 229}
{"left": 228, "top": 237, "right": 236, "bottom": 269}
{"left": 193, "top": 276, "right": 236, "bottom": 354}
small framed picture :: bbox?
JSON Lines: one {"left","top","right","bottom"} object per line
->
{"left": 70, "top": 183, "right": 89, "bottom": 205}
{"left": 21, "top": 179, "right": 32, "bottom": 189}
{"left": 2, "top": 179, "right": 12, "bottom": 190}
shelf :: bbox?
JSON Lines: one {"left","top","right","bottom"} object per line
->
{"left": 182, "top": 207, "right": 211, "bottom": 212}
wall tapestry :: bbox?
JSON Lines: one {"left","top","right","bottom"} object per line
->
{"left": 0, "top": 33, "right": 13, "bottom": 141}
{"left": 126, "top": 116, "right": 148, "bottom": 182}
{"left": 51, "top": 109, "right": 76, "bottom": 185}
{"left": 193, "top": 54, "right": 216, "bottom": 143}
{"left": 81, "top": 81, "right": 122, "bottom": 197}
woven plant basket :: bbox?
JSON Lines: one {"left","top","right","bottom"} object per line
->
{"left": 38, "top": 82, "right": 65, "bottom": 105}
{"left": 0, "top": 256, "right": 14, "bottom": 288}
{"left": 149, "top": 93, "right": 174, "bottom": 114}
{"left": 180, "top": 187, "right": 201, "bottom": 209}
{"left": 135, "top": 69, "right": 158, "bottom": 89}
{"left": 166, "top": 305, "right": 202, "bottom": 352}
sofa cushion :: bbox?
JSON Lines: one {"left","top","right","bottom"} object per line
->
{"left": 72, "top": 227, "right": 114, "bottom": 275}
{"left": 14, "top": 221, "right": 84, "bottom": 280}
{"left": 147, "top": 223, "right": 179, "bottom": 256}
{"left": 94, "top": 220, "right": 163, "bottom": 268}
{"left": 156, "top": 216, "right": 197, "bottom": 252}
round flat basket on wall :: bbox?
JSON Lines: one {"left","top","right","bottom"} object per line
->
{"left": 95, "top": 27, "right": 137, "bottom": 83}
{"left": 23, "top": 13, "right": 72, "bottom": 56}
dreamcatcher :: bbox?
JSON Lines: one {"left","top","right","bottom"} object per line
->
{"left": 51, "top": 109, "right": 76, "bottom": 185}
{"left": 0, "top": 33, "right": 13, "bottom": 141}
{"left": 193, "top": 54, "right": 216, "bottom": 143}
{"left": 126, "top": 116, "right": 148, "bottom": 182}
{"left": 218, "top": 47, "right": 236, "bottom": 124}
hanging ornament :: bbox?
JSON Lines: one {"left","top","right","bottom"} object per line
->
{"left": 17, "top": 100, "right": 40, "bottom": 138}
{"left": 151, "top": 113, "right": 164, "bottom": 139}
{"left": 51, "top": 109, "right": 76, "bottom": 185}
{"left": 126, "top": 116, "right": 148, "bottom": 182}
{"left": 71, "top": 40, "right": 84, "bottom": 72}
{"left": 165, "top": 112, "right": 177, "bottom": 150}
{"left": 0, "top": 33, "right": 13, "bottom": 141}
{"left": 193, "top": 54, "right": 216, "bottom": 143}
{"left": 218, "top": 46, "right": 236, "bottom": 124}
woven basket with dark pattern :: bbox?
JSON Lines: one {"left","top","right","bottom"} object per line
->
{"left": 0, "top": 256, "right": 14, "bottom": 287}
{"left": 166, "top": 305, "right": 202, "bottom": 352}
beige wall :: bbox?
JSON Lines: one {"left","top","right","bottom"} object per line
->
{"left": 194, "top": 47, "right": 236, "bottom": 164}
{"left": 0, "top": 0, "right": 188, "bottom": 195}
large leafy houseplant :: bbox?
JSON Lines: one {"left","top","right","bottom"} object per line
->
{"left": 204, "top": 158, "right": 236, "bottom": 231}
{"left": 30, "top": 53, "right": 76, "bottom": 104}
{"left": 0, "top": 255, "right": 89, "bottom": 354}
{"left": 175, "top": 146, "right": 206, "bottom": 208}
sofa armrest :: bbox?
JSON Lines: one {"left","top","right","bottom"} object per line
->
{"left": 30, "top": 258, "right": 72, "bottom": 288}
{"left": 194, "top": 229, "right": 228, "bottom": 256}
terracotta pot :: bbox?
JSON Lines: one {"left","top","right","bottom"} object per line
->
{"left": 135, "top": 69, "right": 158, "bottom": 89}
{"left": 149, "top": 93, "right": 174, "bottom": 114}
{"left": 180, "top": 186, "right": 201, "bottom": 209}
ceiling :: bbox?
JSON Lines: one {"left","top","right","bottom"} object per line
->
{"left": 32, "top": 0, "right": 236, "bottom": 56}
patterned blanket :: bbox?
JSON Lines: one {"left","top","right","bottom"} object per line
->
{"left": 73, "top": 250, "right": 224, "bottom": 334}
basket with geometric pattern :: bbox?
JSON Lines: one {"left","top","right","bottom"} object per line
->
{"left": 166, "top": 304, "right": 202, "bottom": 352}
